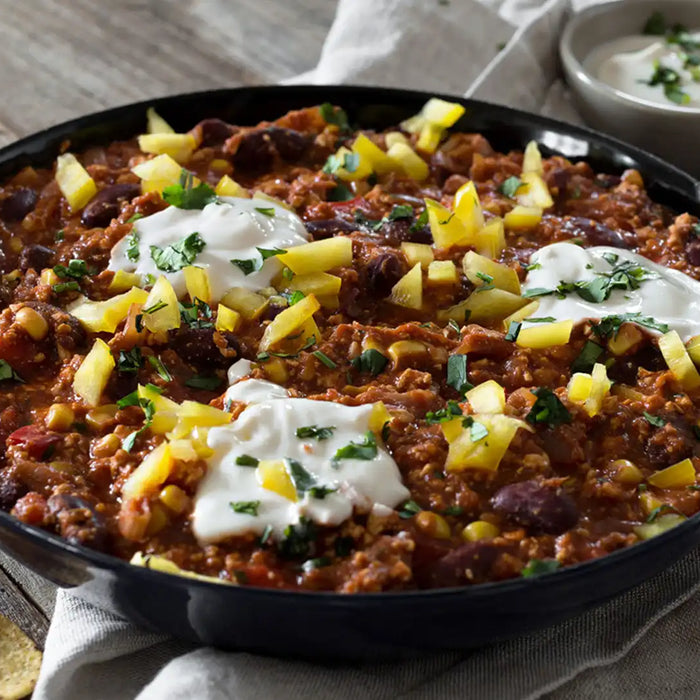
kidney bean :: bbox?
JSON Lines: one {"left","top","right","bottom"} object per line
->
{"left": 7, "top": 425, "right": 62, "bottom": 460}
{"left": 607, "top": 342, "right": 665, "bottom": 385}
{"left": 266, "top": 127, "right": 310, "bottom": 162}
{"left": 304, "top": 218, "right": 357, "bottom": 240}
{"left": 19, "top": 244, "right": 53, "bottom": 272}
{"left": 1, "top": 188, "right": 38, "bottom": 221}
{"left": 47, "top": 492, "right": 108, "bottom": 550}
{"left": 491, "top": 480, "right": 579, "bottom": 535}
{"left": 561, "top": 217, "right": 629, "bottom": 249}
{"left": 232, "top": 127, "right": 311, "bottom": 173}
{"left": 169, "top": 326, "right": 240, "bottom": 370}
{"left": 431, "top": 541, "right": 499, "bottom": 587}
{"left": 197, "top": 118, "right": 235, "bottom": 147}
{"left": 376, "top": 218, "right": 432, "bottom": 245}
{"left": 686, "top": 239, "right": 700, "bottom": 266}
{"left": 0, "top": 477, "right": 24, "bottom": 511}
{"left": 81, "top": 182, "right": 141, "bottom": 228}
{"left": 365, "top": 253, "right": 405, "bottom": 298}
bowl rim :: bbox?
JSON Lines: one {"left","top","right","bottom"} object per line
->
{"left": 0, "top": 82, "right": 699, "bottom": 603}
{"left": 560, "top": 0, "right": 700, "bottom": 116}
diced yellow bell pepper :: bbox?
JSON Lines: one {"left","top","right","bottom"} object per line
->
{"left": 686, "top": 335, "right": 700, "bottom": 366}
{"left": 168, "top": 439, "right": 199, "bottom": 462}
{"left": 515, "top": 320, "right": 573, "bottom": 349}
{"left": 420, "top": 98, "right": 466, "bottom": 128}
{"left": 633, "top": 513, "right": 686, "bottom": 540}
{"left": 416, "top": 122, "right": 443, "bottom": 154}
{"left": 256, "top": 460, "right": 297, "bottom": 502}
{"left": 607, "top": 323, "right": 643, "bottom": 356}
{"left": 568, "top": 373, "right": 593, "bottom": 403}
{"left": 400, "top": 242, "right": 434, "bottom": 269}
{"left": 315, "top": 294, "right": 339, "bottom": 310}
{"left": 220, "top": 287, "right": 269, "bottom": 320}
{"left": 368, "top": 402, "right": 392, "bottom": 435}
{"left": 138, "top": 133, "right": 197, "bottom": 164}
{"left": 73, "top": 339, "right": 115, "bottom": 407}
{"left": 427, "top": 260, "right": 458, "bottom": 285}
{"left": 659, "top": 330, "right": 700, "bottom": 390}
{"left": 183, "top": 266, "right": 211, "bottom": 305}
{"left": 648, "top": 458, "right": 696, "bottom": 488}
{"left": 384, "top": 131, "right": 409, "bottom": 149}
{"left": 130, "top": 551, "right": 229, "bottom": 585}
{"left": 516, "top": 171, "right": 554, "bottom": 209}
{"left": 329, "top": 146, "right": 373, "bottom": 181}
{"left": 425, "top": 198, "right": 474, "bottom": 249}
{"left": 387, "top": 340, "right": 428, "bottom": 366}
{"left": 443, "top": 414, "right": 526, "bottom": 472}
{"left": 69, "top": 286, "right": 149, "bottom": 333}
{"left": 351, "top": 134, "right": 395, "bottom": 175}
{"left": 132, "top": 154, "right": 187, "bottom": 193}
{"left": 386, "top": 142, "right": 429, "bottom": 181}
{"left": 504, "top": 205, "right": 543, "bottom": 230}
{"left": 475, "top": 217, "right": 506, "bottom": 258}
{"left": 259, "top": 294, "right": 320, "bottom": 351}
{"left": 388, "top": 263, "right": 422, "bottom": 309}
{"left": 639, "top": 490, "right": 663, "bottom": 516}
{"left": 146, "top": 107, "right": 175, "bottom": 134}
{"left": 438, "top": 288, "right": 527, "bottom": 324}
{"left": 168, "top": 401, "right": 232, "bottom": 440}
{"left": 252, "top": 191, "right": 293, "bottom": 212}
{"left": 463, "top": 251, "right": 520, "bottom": 295}
{"left": 501, "top": 299, "right": 540, "bottom": 330}
{"left": 400, "top": 114, "right": 427, "bottom": 135}
{"left": 466, "top": 380, "right": 505, "bottom": 414}
{"left": 262, "top": 357, "right": 288, "bottom": 383}
{"left": 277, "top": 237, "right": 352, "bottom": 275}
{"left": 453, "top": 181, "right": 485, "bottom": 235}
{"left": 522, "top": 140, "right": 544, "bottom": 175}
{"left": 137, "top": 383, "right": 180, "bottom": 414}
{"left": 55, "top": 153, "right": 97, "bottom": 211}
{"left": 287, "top": 271, "right": 342, "bottom": 297}
{"left": 142, "top": 276, "right": 180, "bottom": 333}
{"left": 122, "top": 443, "right": 173, "bottom": 501}
{"left": 109, "top": 270, "right": 142, "bottom": 293}
{"left": 215, "top": 304, "right": 240, "bottom": 332}
{"left": 215, "top": 175, "right": 249, "bottom": 198}
{"left": 584, "top": 362, "right": 611, "bottom": 416}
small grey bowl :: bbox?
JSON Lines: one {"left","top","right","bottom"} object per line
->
{"left": 561, "top": 0, "right": 700, "bottom": 177}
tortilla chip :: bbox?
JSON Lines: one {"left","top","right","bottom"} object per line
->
{"left": 0, "top": 614, "right": 42, "bottom": 700}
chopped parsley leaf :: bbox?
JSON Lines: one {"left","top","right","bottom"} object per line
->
{"left": 126, "top": 213, "right": 143, "bottom": 224}
{"left": 122, "top": 397, "right": 156, "bottom": 453}
{"left": 286, "top": 458, "right": 317, "bottom": 495}
{"left": 312, "top": 350, "right": 337, "bottom": 368}
{"left": 571, "top": 340, "right": 604, "bottom": 374}
{"left": 410, "top": 209, "right": 429, "bottom": 233}
{"left": 125, "top": 231, "right": 140, "bottom": 262}
{"left": 0, "top": 360, "right": 22, "bottom": 383}
{"left": 462, "top": 415, "right": 489, "bottom": 442}
{"left": 162, "top": 170, "right": 218, "bottom": 209}
{"left": 525, "top": 317, "right": 557, "bottom": 323}
{"left": 278, "top": 517, "right": 317, "bottom": 559}
{"left": 425, "top": 400, "right": 463, "bottom": 424}
{"left": 475, "top": 271, "right": 494, "bottom": 285}
{"left": 521, "top": 559, "right": 561, "bottom": 578}
{"left": 643, "top": 10, "right": 666, "bottom": 35}
{"left": 643, "top": 412, "right": 666, "bottom": 428}
{"left": 289, "top": 290, "right": 305, "bottom": 306}
{"left": 117, "top": 347, "right": 143, "bottom": 374}
{"left": 499, "top": 176, "right": 522, "bottom": 198}
{"left": 591, "top": 313, "right": 669, "bottom": 339}
{"left": 441, "top": 506, "right": 463, "bottom": 516}
{"left": 230, "top": 500, "right": 260, "bottom": 516}
{"left": 327, "top": 182, "right": 354, "bottom": 202}
{"left": 526, "top": 387, "right": 571, "bottom": 427}
{"left": 150, "top": 232, "right": 205, "bottom": 272}
{"left": 235, "top": 454, "right": 259, "bottom": 467}
{"left": 258, "top": 246, "right": 286, "bottom": 260}
{"left": 323, "top": 152, "right": 359, "bottom": 175}
{"left": 179, "top": 298, "right": 213, "bottom": 329}
{"left": 230, "top": 258, "right": 258, "bottom": 275}
{"left": 256, "top": 335, "right": 316, "bottom": 361}
{"left": 185, "top": 374, "right": 222, "bottom": 391}
{"left": 296, "top": 425, "right": 336, "bottom": 441}
{"left": 504, "top": 321, "right": 522, "bottom": 342}
{"left": 397, "top": 500, "right": 421, "bottom": 519}
{"left": 319, "top": 103, "right": 350, "bottom": 132}
{"left": 351, "top": 348, "right": 388, "bottom": 375}
{"left": 522, "top": 261, "right": 541, "bottom": 271}
{"left": 446, "top": 354, "right": 472, "bottom": 395}
{"left": 448, "top": 319, "right": 461, "bottom": 333}
{"left": 332, "top": 431, "right": 377, "bottom": 463}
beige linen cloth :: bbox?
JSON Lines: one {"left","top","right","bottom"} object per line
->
{"left": 3, "top": 0, "right": 699, "bottom": 697}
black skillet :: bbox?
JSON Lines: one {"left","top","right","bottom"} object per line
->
{"left": 0, "top": 86, "right": 699, "bottom": 661}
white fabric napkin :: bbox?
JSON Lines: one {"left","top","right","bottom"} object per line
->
{"left": 25, "top": 0, "right": 700, "bottom": 697}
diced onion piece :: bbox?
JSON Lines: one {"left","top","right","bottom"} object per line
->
{"left": 146, "top": 107, "right": 175, "bottom": 134}
{"left": 567, "top": 373, "right": 593, "bottom": 403}
{"left": 215, "top": 304, "right": 240, "bottom": 332}
{"left": 501, "top": 299, "right": 540, "bottom": 330}
{"left": 584, "top": 362, "right": 611, "bottom": 417}
{"left": 515, "top": 320, "right": 573, "bottom": 349}
{"left": 425, "top": 198, "right": 474, "bottom": 249}
{"left": 256, "top": 460, "right": 298, "bottom": 502}
{"left": 686, "top": 334, "right": 700, "bottom": 366}
{"left": 416, "top": 123, "right": 443, "bottom": 154}
{"left": 130, "top": 551, "right": 229, "bottom": 585}
{"left": 384, "top": 131, "right": 409, "bottom": 148}
{"left": 69, "top": 287, "right": 149, "bottom": 333}
{"left": 386, "top": 142, "right": 429, "bottom": 181}
{"left": 400, "top": 242, "right": 434, "bottom": 269}
{"left": 109, "top": 270, "right": 142, "bottom": 293}
{"left": 475, "top": 217, "right": 506, "bottom": 258}
{"left": 55, "top": 154, "right": 97, "bottom": 211}
{"left": 453, "top": 181, "right": 485, "bottom": 235}
{"left": 331, "top": 146, "right": 373, "bottom": 182}
{"left": 437, "top": 288, "right": 527, "bottom": 324}
{"left": 607, "top": 323, "right": 643, "bottom": 356}
{"left": 388, "top": 263, "right": 422, "bottom": 309}
{"left": 427, "top": 260, "right": 458, "bottom": 285}
{"left": 633, "top": 513, "right": 686, "bottom": 540}
{"left": 215, "top": 175, "right": 249, "bottom": 198}
{"left": 351, "top": 134, "right": 395, "bottom": 175}
{"left": 122, "top": 443, "right": 173, "bottom": 501}
{"left": 142, "top": 276, "right": 180, "bottom": 333}
{"left": 368, "top": 401, "right": 392, "bottom": 434}
{"left": 504, "top": 205, "right": 542, "bottom": 230}
{"left": 287, "top": 271, "right": 342, "bottom": 297}
{"left": 182, "top": 266, "right": 211, "bottom": 304}
{"left": 659, "top": 330, "right": 700, "bottom": 390}
{"left": 466, "top": 380, "right": 505, "bottom": 414}
{"left": 463, "top": 251, "right": 520, "bottom": 294}
{"left": 138, "top": 133, "right": 197, "bottom": 164}
{"left": 443, "top": 414, "right": 526, "bottom": 472}
{"left": 221, "top": 287, "right": 268, "bottom": 320}
{"left": 73, "top": 339, "right": 115, "bottom": 407}
{"left": 516, "top": 172, "right": 553, "bottom": 209}
{"left": 420, "top": 98, "right": 466, "bottom": 128}
{"left": 259, "top": 294, "right": 320, "bottom": 351}
{"left": 277, "top": 237, "right": 352, "bottom": 275}
{"left": 648, "top": 458, "right": 696, "bottom": 489}
{"left": 522, "top": 140, "right": 544, "bottom": 175}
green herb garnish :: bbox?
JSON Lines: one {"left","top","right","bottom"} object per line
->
{"left": 504, "top": 321, "right": 522, "bottom": 342}
{"left": 148, "top": 355, "right": 171, "bottom": 382}
{"left": 397, "top": 500, "right": 422, "bottom": 519}
{"left": 236, "top": 454, "right": 259, "bottom": 467}
{"left": 425, "top": 400, "right": 463, "bottom": 424}
{"left": 526, "top": 387, "right": 571, "bottom": 427}
{"left": 296, "top": 425, "right": 336, "bottom": 441}
{"left": 319, "top": 103, "right": 350, "bottom": 132}
{"left": 499, "top": 176, "right": 522, "bottom": 198}
{"left": 162, "top": 170, "right": 218, "bottom": 209}
{"left": 571, "top": 340, "right": 604, "bottom": 374}
{"left": 312, "top": 350, "right": 337, "bottom": 368}
{"left": 117, "top": 347, "right": 143, "bottom": 374}
{"left": 230, "top": 500, "right": 260, "bottom": 516}
{"left": 185, "top": 374, "right": 222, "bottom": 391}
{"left": 150, "top": 232, "right": 205, "bottom": 272}
{"left": 125, "top": 231, "right": 140, "bottom": 262}
{"left": 351, "top": 348, "right": 388, "bottom": 375}
{"left": 521, "top": 559, "right": 561, "bottom": 578}
{"left": 462, "top": 415, "right": 489, "bottom": 442}
{"left": 0, "top": 360, "right": 22, "bottom": 383}
{"left": 446, "top": 354, "right": 472, "bottom": 395}
{"left": 332, "top": 431, "right": 377, "bottom": 463}
{"left": 278, "top": 517, "right": 317, "bottom": 559}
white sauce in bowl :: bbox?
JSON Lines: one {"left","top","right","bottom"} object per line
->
{"left": 521, "top": 242, "right": 700, "bottom": 340}
{"left": 108, "top": 196, "right": 309, "bottom": 301}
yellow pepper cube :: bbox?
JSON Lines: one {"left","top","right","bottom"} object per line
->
{"left": 142, "top": 276, "right": 181, "bottom": 333}
{"left": 462, "top": 520, "right": 500, "bottom": 542}
{"left": 515, "top": 320, "right": 573, "bottom": 349}
{"left": 659, "top": 330, "right": 700, "bottom": 390}
{"left": 384, "top": 131, "right": 409, "bottom": 149}
{"left": 416, "top": 123, "right": 443, "bottom": 154}
{"left": 568, "top": 373, "right": 593, "bottom": 404}
{"left": 389, "top": 263, "right": 423, "bottom": 309}
{"left": 607, "top": 323, "right": 643, "bottom": 356}
{"left": 256, "top": 460, "right": 298, "bottom": 502}
{"left": 504, "top": 205, "right": 543, "bottom": 230}
{"left": 425, "top": 198, "right": 474, "bottom": 249}
{"left": 138, "top": 133, "right": 197, "bottom": 164}
{"left": 386, "top": 142, "right": 429, "bottom": 181}
{"left": 215, "top": 304, "right": 240, "bottom": 332}
{"left": 438, "top": 288, "right": 527, "bottom": 324}
{"left": 221, "top": 287, "right": 269, "bottom": 320}
{"left": 55, "top": 153, "right": 97, "bottom": 211}
{"left": 516, "top": 172, "right": 554, "bottom": 209}
{"left": 648, "top": 458, "right": 696, "bottom": 489}
{"left": 122, "top": 443, "right": 174, "bottom": 501}
{"left": 215, "top": 175, "right": 249, "bottom": 198}
{"left": 146, "top": 107, "right": 175, "bottom": 134}
{"left": 69, "top": 286, "right": 149, "bottom": 333}
{"left": 259, "top": 294, "right": 321, "bottom": 351}
{"left": 262, "top": 357, "right": 288, "bottom": 384}
{"left": 287, "top": 271, "right": 342, "bottom": 297}
{"left": 109, "top": 270, "right": 142, "bottom": 293}
{"left": 466, "top": 380, "right": 506, "bottom": 414}
{"left": 427, "top": 260, "right": 458, "bottom": 285}
{"left": 277, "top": 237, "right": 352, "bottom": 275}
{"left": 475, "top": 217, "right": 506, "bottom": 258}
{"left": 584, "top": 362, "right": 611, "bottom": 417}
{"left": 73, "top": 339, "right": 115, "bottom": 407}
{"left": 183, "top": 266, "right": 211, "bottom": 305}
{"left": 387, "top": 340, "right": 428, "bottom": 367}
{"left": 522, "top": 140, "right": 544, "bottom": 175}
{"left": 131, "top": 154, "right": 187, "bottom": 190}
{"left": 400, "top": 113, "right": 427, "bottom": 135}
{"left": 400, "top": 242, "right": 434, "bottom": 269}
{"left": 501, "top": 299, "right": 540, "bottom": 330}
{"left": 137, "top": 383, "right": 180, "bottom": 414}
{"left": 420, "top": 98, "right": 466, "bottom": 128}
{"left": 351, "top": 134, "right": 395, "bottom": 175}
{"left": 368, "top": 401, "right": 392, "bottom": 435}
{"left": 463, "top": 251, "right": 520, "bottom": 294}
{"left": 330, "top": 146, "right": 373, "bottom": 181}
{"left": 168, "top": 439, "right": 199, "bottom": 462}
{"left": 453, "top": 181, "right": 485, "bottom": 236}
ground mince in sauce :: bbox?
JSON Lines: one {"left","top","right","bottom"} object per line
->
{"left": 0, "top": 99, "right": 699, "bottom": 592}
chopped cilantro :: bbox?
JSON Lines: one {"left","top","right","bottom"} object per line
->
{"left": 319, "top": 103, "right": 350, "bottom": 132}
{"left": 526, "top": 387, "right": 571, "bottom": 427}
{"left": 591, "top": 313, "right": 669, "bottom": 339}
{"left": 475, "top": 271, "right": 494, "bottom": 285}
{"left": 425, "top": 400, "right": 463, "bottom": 424}
{"left": 521, "top": 559, "right": 561, "bottom": 578}
{"left": 230, "top": 257, "right": 258, "bottom": 275}
{"left": 312, "top": 350, "right": 337, "bottom": 368}
{"left": 147, "top": 355, "right": 171, "bottom": 382}
{"left": 254, "top": 207, "right": 275, "bottom": 217}
{"left": 332, "top": 431, "right": 377, "bottom": 463}
{"left": 522, "top": 261, "right": 541, "bottom": 271}
{"left": 126, "top": 213, "right": 143, "bottom": 224}
{"left": 260, "top": 524, "right": 274, "bottom": 546}
{"left": 499, "top": 176, "right": 522, "bottom": 198}
{"left": 150, "top": 232, "right": 205, "bottom": 272}
{"left": 441, "top": 506, "right": 463, "bottom": 516}
{"left": 289, "top": 290, "right": 305, "bottom": 306}
{"left": 446, "top": 354, "right": 472, "bottom": 395}
{"left": 525, "top": 317, "right": 557, "bottom": 323}
{"left": 410, "top": 209, "right": 429, "bottom": 233}
{"left": 296, "top": 425, "right": 336, "bottom": 441}
{"left": 125, "top": 231, "right": 140, "bottom": 262}
{"left": 323, "top": 152, "right": 359, "bottom": 175}
{"left": 286, "top": 458, "right": 316, "bottom": 496}
{"left": 351, "top": 348, "right": 388, "bottom": 375}
{"left": 505, "top": 321, "right": 522, "bottom": 342}
{"left": 282, "top": 267, "right": 294, "bottom": 281}
{"left": 571, "top": 340, "right": 604, "bottom": 374}
{"left": 122, "top": 397, "right": 156, "bottom": 453}
{"left": 185, "top": 374, "right": 221, "bottom": 391}
{"left": 54, "top": 229, "right": 64, "bottom": 242}
{"left": 236, "top": 454, "right": 259, "bottom": 467}
{"left": 258, "top": 247, "right": 286, "bottom": 260}
{"left": 448, "top": 319, "right": 461, "bottom": 333}
{"left": 522, "top": 287, "right": 553, "bottom": 298}
{"left": 643, "top": 412, "right": 666, "bottom": 428}
{"left": 646, "top": 62, "right": 690, "bottom": 105}
{"left": 256, "top": 335, "right": 316, "bottom": 361}
{"left": 278, "top": 517, "right": 317, "bottom": 559}
{"left": 179, "top": 298, "right": 213, "bottom": 329}
{"left": 230, "top": 500, "right": 260, "bottom": 516}
{"left": 162, "top": 170, "right": 218, "bottom": 209}
{"left": 142, "top": 299, "right": 167, "bottom": 314}
{"left": 327, "top": 182, "right": 354, "bottom": 202}
{"left": 117, "top": 347, "right": 143, "bottom": 374}
{"left": 397, "top": 500, "right": 421, "bottom": 519}
{"left": 0, "top": 360, "right": 22, "bottom": 383}
{"left": 462, "top": 415, "right": 489, "bottom": 442}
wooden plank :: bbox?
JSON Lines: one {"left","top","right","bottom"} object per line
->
{"left": 0, "top": 565, "right": 49, "bottom": 649}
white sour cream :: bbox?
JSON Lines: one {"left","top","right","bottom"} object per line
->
{"left": 108, "top": 197, "right": 309, "bottom": 301}
{"left": 522, "top": 242, "right": 700, "bottom": 340}
{"left": 585, "top": 34, "right": 700, "bottom": 109}
{"left": 192, "top": 397, "right": 409, "bottom": 544}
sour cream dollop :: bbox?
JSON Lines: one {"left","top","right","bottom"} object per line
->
{"left": 108, "top": 196, "right": 309, "bottom": 301}
{"left": 521, "top": 242, "right": 700, "bottom": 340}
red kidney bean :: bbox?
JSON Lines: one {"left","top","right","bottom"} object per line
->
{"left": 47, "top": 492, "right": 108, "bottom": 550}
{"left": 431, "top": 541, "right": 499, "bottom": 586}
{"left": 81, "top": 183, "right": 141, "bottom": 228}
{"left": 1, "top": 188, "right": 38, "bottom": 221}
{"left": 304, "top": 218, "right": 357, "bottom": 240}
{"left": 561, "top": 216, "right": 630, "bottom": 249}
{"left": 169, "top": 327, "right": 240, "bottom": 370}
{"left": 365, "top": 252, "right": 405, "bottom": 298}
{"left": 197, "top": 118, "right": 235, "bottom": 147}
{"left": 19, "top": 244, "right": 53, "bottom": 272}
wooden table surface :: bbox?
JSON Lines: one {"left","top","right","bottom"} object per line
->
{"left": 0, "top": 0, "right": 338, "bottom": 651}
